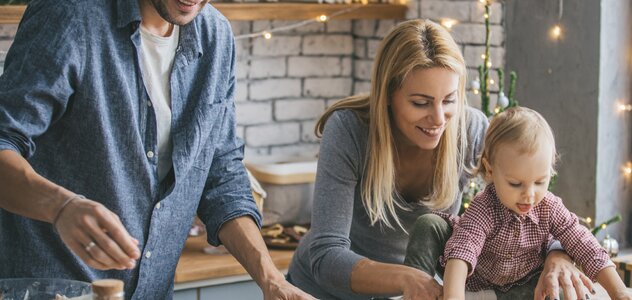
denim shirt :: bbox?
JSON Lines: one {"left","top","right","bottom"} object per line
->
{"left": 0, "top": 0, "right": 261, "bottom": 299}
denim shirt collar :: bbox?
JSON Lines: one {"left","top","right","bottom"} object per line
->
{"left": 116, "top": 0, "right": 203, "bottom": 61}
{"left": 116, "top": 0, "right": 141, "bottom": 29}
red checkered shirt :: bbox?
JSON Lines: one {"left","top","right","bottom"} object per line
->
{"left": 440, "top": 184, "right": 613, "bottom": 292}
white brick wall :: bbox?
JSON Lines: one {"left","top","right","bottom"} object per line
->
{"left": 304, "top": 78, "right": 353, "bottom": 98}
{"left": 288, "top": 57, "right": 343, "bottom": 77}
{"left": 249, "top": 78, "right": 302, "bottom": 101}
{"left": 0, "top": 0, "right": 505, "bottom": 157}
{"left": 275, "top": 99, "right": 325, "bottom": 121}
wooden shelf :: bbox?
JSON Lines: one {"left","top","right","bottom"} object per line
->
{"left": 0, "top": 3, "right": 407, "bottom": 24}
{"left": 0, "top": 5, "right": 24, "bottom": 24}
{"left": 214, "top": 3, "right": 407, "bottom": 20}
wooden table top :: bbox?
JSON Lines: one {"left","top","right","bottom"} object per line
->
{"left": 174, "top": 235, "right": 295, "bottom": 283}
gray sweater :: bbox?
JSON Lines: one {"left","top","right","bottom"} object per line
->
{"left": 287, "top": 107, "right": 489, "bottom": 300}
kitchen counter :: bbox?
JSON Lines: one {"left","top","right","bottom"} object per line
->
{"left": 174, "top": 235, "right": 294, "bottom": 290}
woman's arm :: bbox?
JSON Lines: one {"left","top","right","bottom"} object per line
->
{"left": 442, "top": 259, "right": 469, "bottom": 300}
{"left": 350, "top": 258, "right": 442, "bottom": 298}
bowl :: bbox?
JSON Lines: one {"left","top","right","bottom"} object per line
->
{"left": 0, "top": 278, "right": 91, "bottom": 300}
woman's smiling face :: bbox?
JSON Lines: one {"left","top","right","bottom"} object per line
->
{"left": 390, "top": 67, "right": 460, "bottom": 151}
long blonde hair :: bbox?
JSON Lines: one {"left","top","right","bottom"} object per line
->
{"left": 315, "top": 19, "right": 468, "bottom": 228}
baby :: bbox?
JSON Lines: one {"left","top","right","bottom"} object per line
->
{"left": 405, "top": 107, "right": 631, "bottom": 300}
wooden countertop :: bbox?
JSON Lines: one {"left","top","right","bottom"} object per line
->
{"left": 174, "top": 235, "right": 295, "bottom": 283}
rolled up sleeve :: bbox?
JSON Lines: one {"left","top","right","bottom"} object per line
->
{"left": 0, "top": 1, "right": 83, "bottom": 159}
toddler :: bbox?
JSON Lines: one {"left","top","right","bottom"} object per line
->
{"left": 404, "top": 107, "right": 631, "bottom": 300}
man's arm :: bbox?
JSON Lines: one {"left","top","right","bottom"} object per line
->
{"left": 218, "top": 216, "right": 315, "bottom": 300}
{"left": 0, "top": 150, "right": 139, "bottom": 270}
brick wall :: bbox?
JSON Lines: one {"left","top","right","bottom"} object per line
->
{"left": 0, "top": 0, "right": 505, "bottom": 159}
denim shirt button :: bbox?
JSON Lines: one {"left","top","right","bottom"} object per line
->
{"left": 147, "top": 151, "right": 154, "bottom": 158}
{"left": 145, "top": 251, "right": 152, "bottom": 259}
{"left": 155, "top": 202, "right": 161, "bottom": 209}
{"left": 147, "top": 101, "right": 152, "bottom": 107}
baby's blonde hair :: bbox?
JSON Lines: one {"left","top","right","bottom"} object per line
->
{"left": 477, "top": 107, "right": 557, "bottom": 178}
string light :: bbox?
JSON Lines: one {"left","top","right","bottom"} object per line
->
{"left": 481, "top": 54, "right": 486, "bottom": 60}
{"left": 494, "top": 107, "right": 501, "bottom": 114}
{"left": 470, "top": 181, "right": 477, "bottom": 188}
{"left": 463, "top": 203, "right": 470, "bottom": 209}
{"left": 234, "top": 7, "right": 359, "bottom": 40}
{"left": 601, "top": 224, "right": 607, "bottom": 230}
{"left": 484, "top": 13, "right": 489, "bottom": 19}
{"left": 550, "top": 0, "right": 563, "bottom": 40}
{"left": 486, "top": 61, "right": 492, "bottom": 68}
{"left": 440, "top": 18, "right": 458, "bottom": 30}
{"left": 489, "top": 79, "right": 495, "bottom": 85}
{"left": 551, "top": 25, "right": 562, "bottom": 39}
{"left": 617, "top": 102, "right": 632, "bottom": 112}
{"left": 586, "top": 217, "right": 592, "bottom": 224}
{"left": 473, "top": 89, "right": 479, "bottom": 95}
{"left": 623, "top": 163, "right": 632, "bottom": 176}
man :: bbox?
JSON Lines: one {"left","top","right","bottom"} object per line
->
{"left": 0, "top": 0, "right": 314, "bottom": 299}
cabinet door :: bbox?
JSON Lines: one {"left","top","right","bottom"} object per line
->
{"left": 199, "top": 281, "right": 262, "bottom": 300}
{"left": 174, "top": 288, "right": 197, "bottom": 300}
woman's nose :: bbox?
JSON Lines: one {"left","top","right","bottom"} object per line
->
{"left": 429, "top": 104, "right": 446, "bottom": 125}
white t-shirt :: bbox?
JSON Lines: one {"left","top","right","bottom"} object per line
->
{"left": 139, "top": 25, "right": 179, "bottom": 182}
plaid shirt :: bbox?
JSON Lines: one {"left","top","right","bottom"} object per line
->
{"left": 440, "top": 184, "right": 613, "bottom": 292}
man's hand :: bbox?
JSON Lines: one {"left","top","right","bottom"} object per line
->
{"left": 54, "top": 197, "right": 140, "bottom": 270}
{"left": 534, "top": 251, "right": 594, "bottom": 300}
{"left": 262, "top": 277, "right": 317, "bottom": 300}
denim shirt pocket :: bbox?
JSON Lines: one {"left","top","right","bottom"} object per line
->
{"left": 191, "top": 103, "right": 227, "bottom": 170}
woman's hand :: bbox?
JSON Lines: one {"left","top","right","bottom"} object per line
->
{"left": 400, "top": 268, "right": 443, "bottom": 300}
{"left": 534, "top": 251, "right": 594, "bottom": 300}
{"left": 54, "top": 197, "right": 140, "bottom": 270}
{"left": 262, "top": 277, "right": 317, "bottom": 300}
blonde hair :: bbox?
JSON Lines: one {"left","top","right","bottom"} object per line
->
{"left": 315, "top": 19, "right": 468, "bottom": 228}
{"left": 477, "top": 106, "right": 557, "bottom": 178}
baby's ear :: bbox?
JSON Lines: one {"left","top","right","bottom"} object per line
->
{"left": 482, "top": 158, "right": 493, "bottom": 179}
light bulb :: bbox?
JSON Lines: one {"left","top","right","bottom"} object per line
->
{"left": 317, "top": 15, "right": 328, "bottom": 22}
{"left": 263, "top": 31, "right": 272, "bottom": 39}
{"left": 601, "top": 224, "right": 607, "bottom": 230}
{"left": 464, "top": 203, "right": 470, "bottom": 209}
{"left": 473, "top": 89, "right": 479, "bottom": 95}
{"left": 586, "top": 217, "right": 592, "bottom": 224}
{"left": 481, "top": 54, "right": 486, "bottom": 59}
{"left": 551, "top": 25, "right": 562, "bottom": 39}
{"left": 494, "top": 107, "right": 501, "bottom": 114}
{"left": 484, "top": 13, "right": 489, "bottom": 19}
{"left": 617, "top": 103, "right": 632, "bottom": 112}
{"left": 441, "top": 19, "right": 458, "bottom": 30}
{"left": 489, "top": 79, "right": 495, "bottom": 85}
{"left": 486, "top": 61, "right": 492, "bottom": 68}
{"left": 470, "top": 181, "right": 476, "bottom": 188}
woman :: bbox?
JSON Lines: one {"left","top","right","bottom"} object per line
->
{"left": 287, "top": 19, "right": 590, "bottom": 300}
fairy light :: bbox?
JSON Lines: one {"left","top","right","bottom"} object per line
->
{"left": 617, "top": 102, "right": 632, "bottom": 112}
{"left": 481, "top": 54, "right": 486, "bottom": 60}
{"left": 551, "top": 25, "right": 562, "bottom": 39}
{"left": 623, "top": 163, "right": 632, "bottom": 176}
{"left": 551, "top": 0, "right": 563, "bottom": 40}
{"left": 473, "top": 89, "right": 479, "bottom": 95}
{"left": 440, "top": 18, "right": 458, "bottom": 30}
{"left": 494, "top": 107, "right": 501, "bottom": 114}
{"left": 484, "top": 13, "right": 489, "bottom": 19}
{"left": 601, "top": 224, "right": 607, "bottom": 230}
{"left": 470, "top": 181, "right": 476, "bottom": 188}
{"left": 463, "top": 203, "right": 470, "bottom": 209}
{"left": 234, "top": 7, "right": 358, "bottom": 41}
{"left": 486, "top": 61, "right": 492, "bottom": 68}
{"left": 586, "top": 217, "right": 592, "bottom": 224}
{"left": 489, "top": 79, "right": 495, "bottom": 85}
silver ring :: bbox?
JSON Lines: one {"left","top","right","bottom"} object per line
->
{"left": 84, "top": 241, "right": 96, "bottom": 252}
